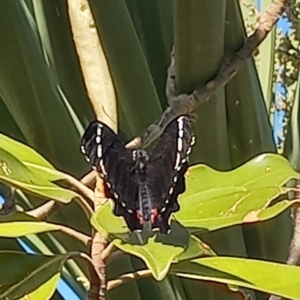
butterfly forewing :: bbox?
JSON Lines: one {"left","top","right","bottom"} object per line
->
{"left": 146, "top": 115, "right": 194, "bottom": 233}
{"left": 80, "top": 121, "right": 141, "bottom": 231}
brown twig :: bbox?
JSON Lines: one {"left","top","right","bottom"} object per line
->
{"left": 25, "top": 201, "right": 92, "bottom": 246}
{"left": 27, "top": 169, "right": 96, "bottom": 221}
{"left": 27, "top": 200, "right": 60, "bottom": 219}
{"left": 57, "top": 224, "right": 92, "bottom": 247}
{"left": 100, "top": 243, "right": 116, "bottom": 261}
{"left": 63, "top": 172, "right": 94, "bottom": 201}
{"left": 107, "top": 270, "right": 152, "bottom": 291}
{"left": 87, "top": 175, "right": 108, "bottom": 300}
{"left": 81, "top": 170, "right": 97, "bottom": 188}
{"left": 127, "top": 0, "right": 288, "bottom": 149}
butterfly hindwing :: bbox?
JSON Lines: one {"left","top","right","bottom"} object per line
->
{"left": 146, "top": 115, "right": 194, "bottom": 233}
{"left": 80, "top": 121, "right": 141, "bottom": 231}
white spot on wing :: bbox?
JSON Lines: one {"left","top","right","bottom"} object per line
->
{"left": 177, "top": 137, "right": 183, "bottom": 151}
{"left": 85, "top": 157, "right": 90, "bottom": 162}
{"left": 174, "top": 152, "right": 181, "bottom": 169}
{"left": 121, "top": 202, "right": 126, "bottom": 207}
{"left": 165, "top": 199, "right": 169, "bottom": 204}
{"left": 173, "top": 176, "right": 178, "bottom": 183}
{"left": 80, "top": 146, "right": 86, "bottom": 154}
{"left": 95, "top": 135, "right": 101, "bottom": 144}
{"left": 178, "top": 129, "right": 184, "bottom": 138}
{"left": 114, "top": 193, "right": 119, "bottom": 199}
{"left": 99, "top": 159, "right": 107, "bottom": 175}
{"left": 186, "top": 147, "right": 191, "bottom": 155}
{"left": 96, "top": 124, "right": 102, "bottom": 136}
{"left": 97, "top": 145, "right": 102, "bottom": 158}
{"left": 161, "top": 207, "right": 166, "bottom": 213}
{"left": 127, "top": 209, "right": 133, "bottom": 213}
{"left": 177, "top": 116, "right": 184, "bottom": 130}
{"left": 191, "top": 135, "right": 196, "bottom": 146}
{"left": 168, "top": 187, "right": 174, "bottom": 195}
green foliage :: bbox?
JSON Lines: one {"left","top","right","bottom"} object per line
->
{"left": 173, "top": 257, "right": 300, "bottom": 300}
{"left": 0, "top": 136, "right": 299, "bottom": 299}
{"left": 0, "top": 0, "right": 300, "bottom": 300}
{"left": 92, "top": 153, "right": 298, "bottom": 283}
{"left": 0, "top": 212, "right": 59, "bottom": 237}
{"left": 176, "top": 154, "right": 299, "bottom": 230}
{"left": 0, "top": 251, "right": 73, "bottom": 300}
{"left": 0, "top": 135, "right": 78, "bottom": 203}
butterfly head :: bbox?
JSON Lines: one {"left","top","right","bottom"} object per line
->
{"left": 134, "top": 149, "right": 149, "bottom": 173}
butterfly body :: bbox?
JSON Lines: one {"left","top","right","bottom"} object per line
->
{"left": 81, "top": 115, "right": 195, "bottom": 234}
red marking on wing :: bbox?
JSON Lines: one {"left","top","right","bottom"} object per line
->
{"left": 136, "top": 209, "right": 159, "bottom": 224}
{"left": 136, "top": 210, "right": 143, "bottom": 224}
{"left": 150, "top": 209, "right": 158, "bottom": 224}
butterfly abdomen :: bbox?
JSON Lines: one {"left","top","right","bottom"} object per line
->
{"left": 137, "top": 183, "right": 158, "bottom": 226}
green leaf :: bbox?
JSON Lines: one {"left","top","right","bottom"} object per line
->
{"left": 0, "top": 212, "right": 59, "bottom": 237}
{"left": 175, "top": 235, "right": 216, "bottom": 262}
{"left": 175, "top": 153, "right": 299, "bottom": 231}
{"left": 0, "top": 146, "right": 78, "bottom": 203}
{"left": 0, "top": 1, "right": 89, "bottom": 176}
{"left": 172, "top": 256, "right": 300, "bottom": 300}
{"left": 89, "top": 0, "right": 162, "bottom": 137}
{"left": 0, "top": 133, "right": 63, "bottom": 181}
{"left": 0, "top": 251, "right": 73, "bottom": 300}
{"left": 91, "top": 202, "right": 190, "bottom": 280}
{"left": 225, "top": 0, "right": 276, "bottom": 168}
{"left": 91, "top": 201, "right": 128, "bottom": 235}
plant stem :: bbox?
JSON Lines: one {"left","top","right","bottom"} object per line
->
{"left": 126, "top": 0, "right": 289, "bottom": 150}
{"left": 107, "top": 270, "right": 152, "bottom": 291}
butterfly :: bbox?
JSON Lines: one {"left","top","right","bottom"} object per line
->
{"left": 81, "top": 115, "right": 195, "bottom": 234}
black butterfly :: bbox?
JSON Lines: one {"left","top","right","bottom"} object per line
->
{"left": 81, "top": 115, "right": 195, "bottom": 234}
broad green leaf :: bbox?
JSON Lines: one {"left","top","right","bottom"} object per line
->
{"left": 112, "top": 224, "right": 189, "bottom": 281}
{"left": 0, "top": 133, "right": 63, "bottom": 181}
{"left": 175, "top": 235, "right": 216, "bottom": 262}
{"left": 175, "top": 153, "right": 299, "bottom": 231}
{"left": 92, "top": 202, "right": 190, "bottom": 280}
{"left": 0, "top": 1, "right": 88, "bottom": 177}
{"left": 0, "top": 212, "right": 59, "bottom": 237}
{"left": 172, "top": 256, "right": 300, "bottom": 300}
{"left": 225, "top": 0, "right": 276, "bottom": 168}
{"left": 89, "top": 0, "right": 162, "bottom": 137}
{"left": 0, "top": 251, "right": 74, "bottom": 300}
{"left": 174, "top": 0, "right": 232, "bottom": 170}
{"left": 91, "top": 201, "right": 130, "bottom": 235}
{"left": 0, "top": 147, "right": 78, "bottom": 203}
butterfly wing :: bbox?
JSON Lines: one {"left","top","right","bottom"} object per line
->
{"left": 147, "top": 115, "right": 195, "bottom": 234}
{"left": 81, "top": 121, "right": 142, "bottom": 231}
